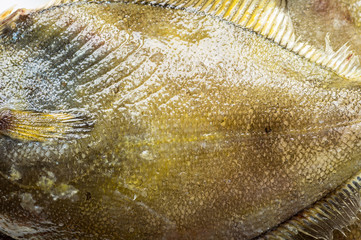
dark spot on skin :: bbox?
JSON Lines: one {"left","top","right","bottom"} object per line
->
{"left": 221, "top": 119, "right": 225, "bottom": 126}
{"left": 85, "top": 192, "right": 92, "bottom": 201}
{"left": 265, "top": 126, "right": 272, "bottom": 134}
{"left": 0, "top": 110, "right": 13, "bottom": 131}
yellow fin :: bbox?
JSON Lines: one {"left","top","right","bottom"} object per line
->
{"left": 3, "top": 0, "right": 361, "bottom": 81}
{"left": 39, "top": 0, "right": 295, "bottom": 49}
{"left": 0, "top": 6, "right": 15, "bottom": 20}
{"left": 259, "top": 172, "right": 361, "bottom": 240}
{"left": 0, "top": 109, "right": 93, "bottom": 142}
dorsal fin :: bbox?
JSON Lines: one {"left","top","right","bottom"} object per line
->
{"left": 258, "top": 171, "right": 361, "bottom": 240}
{"left": 1, "top": 0, "right": 361, "bottom": 81}
{"left": 0, "top": 6, "right": 15, "bottom": 20}
{"left": 0, "top": 8, "right": 29, "bottom": 33}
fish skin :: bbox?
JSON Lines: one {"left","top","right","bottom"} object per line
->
{"left": 281, "top": 2, "right": 361, "bottom": 239}
{"left": 0, "top": 1, "right": 361, "bottom": 239}
{"left": 289, "top": 0, "right": 361, "bottom": 58}
{"left": 338, "top": 0, "right": 361, "bottom": 27}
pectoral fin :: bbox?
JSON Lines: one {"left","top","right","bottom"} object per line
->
{"left": 0, "top": 109, "right": 93, "bottom": 142}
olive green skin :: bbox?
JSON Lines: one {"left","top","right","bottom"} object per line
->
{"left": 285, "top": 1, "right": 361, "bottom": 239}
{"left": 1, "top": 2, "right": 361, "bottom": 239}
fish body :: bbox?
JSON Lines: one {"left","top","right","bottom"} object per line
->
{"left": 1, "top": 1, "right": 361, "bottom": 239}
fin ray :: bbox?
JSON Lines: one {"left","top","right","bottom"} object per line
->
{"left": 259, "top": 171, "right": 361, "bottom": 240}
{"left": 1, "top": 0, "right": 361, "bottom": 81}
{"left": 0, "top": 109, "right": 93, "bottom": 142}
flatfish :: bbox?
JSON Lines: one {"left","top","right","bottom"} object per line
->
{"left": 0, "top": 0, "right": 361, "bottom": 239}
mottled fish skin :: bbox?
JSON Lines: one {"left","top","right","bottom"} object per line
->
{"left": 339, "top": 0, "right": 361, "bottom": 28}
{"left": 0, "top": 1, "right": 361, "bottom": 240}
{"left": 289, "top": 0, "right": 361, "bottom": 59}
{"left": 278, "top": 2, "right": 361, "bottom": 239}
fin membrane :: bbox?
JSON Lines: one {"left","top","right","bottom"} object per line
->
{"left": 0, "top": 109, "right": 93, "bottom": 142}
{"left": 1, "top": 0, "right": 361, "bottom": 80}
{"left": 0, "top": 8, "right": 29, "bottom": 32}
{"left": 259, "top": 172, "right": 361, "bottom": 240}
{"left": 333, "top": 215, "right": 361, "bottom": 240}
{"left": 0, "top": 6, "right": 15, "bottom": 20}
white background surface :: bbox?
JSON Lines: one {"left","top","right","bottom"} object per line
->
{"left": 0, "top": 0, "right": 49, "bottom": 13}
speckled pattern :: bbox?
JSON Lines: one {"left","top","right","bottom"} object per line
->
{"left": 1, "top": 1, "right": 361, "bottom": 239}
{"left": 289, "top": 0, "right": 361, "bottom": 56}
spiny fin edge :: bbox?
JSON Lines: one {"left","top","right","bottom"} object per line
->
{"left": 1, "top": 0, "right": 361, "bottom": 81}
{"left": 0, "top": 8, "right": 29, "bottom": 33}
{"left": 259, "top": 172, "right": 361, "bottom": 240}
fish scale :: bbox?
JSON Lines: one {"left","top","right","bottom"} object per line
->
{"left": 0, "top": 0, "right": 361, "bottom": 239}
